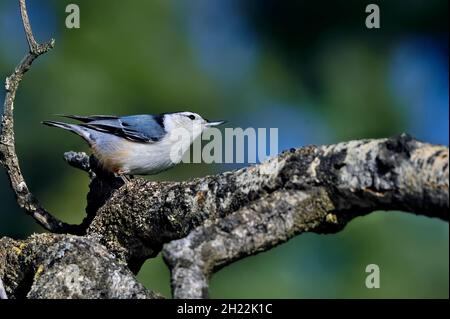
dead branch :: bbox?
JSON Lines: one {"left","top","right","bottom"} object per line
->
{"left": 0, "top": 0, "right": 81, "bottom": 234}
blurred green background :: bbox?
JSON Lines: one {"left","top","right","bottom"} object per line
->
{"left": 0, "top": 0, "right": 448, "bottom": 298}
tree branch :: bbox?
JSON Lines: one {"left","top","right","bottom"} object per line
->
{"left": 3, "top": 135, "right": 446, "bottom": 298}
{"left": 71, "top": 134, "right": 447, "bottom": 279}
{"left": 0, "top": 234, "right": 162, "bottom": 299}
{"left": 19, "top": 0, "right": 54, "bottom": 54}
{"left": 161, "top": 135, "right": 448, "bottom": 298}
{"left": 0, "top": 0, "right": 81, "bottom": 234}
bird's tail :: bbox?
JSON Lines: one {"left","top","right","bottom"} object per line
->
{"left": 42, "top": 120, "right": 92, "bottom": 144}
{"left": 42, "top": 120, "right": 76, "bottom": 131}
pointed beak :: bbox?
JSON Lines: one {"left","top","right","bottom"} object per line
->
{"left": 205, "top": 120, "right": 226, "bottom": 127}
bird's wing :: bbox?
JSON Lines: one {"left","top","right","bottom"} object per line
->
{"left": 57, "top": 114, "right": 119, "bottom": 123}
{"left": 78, "top": 114, "right": 166, "bottom": 143}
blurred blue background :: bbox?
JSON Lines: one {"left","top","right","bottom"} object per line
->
{"left": 0, "top": 0, "right": 448, "bottom": 298}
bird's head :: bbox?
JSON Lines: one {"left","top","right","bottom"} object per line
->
{"left": 163, "top": 111, "right": 225, "bottom": 140}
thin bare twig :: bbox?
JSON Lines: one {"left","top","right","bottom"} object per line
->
{"left": 19, "top": 0, "right": 38, "bottom": 51}
{"left": 0, "top": 0, "right": 80, "bottom": 234}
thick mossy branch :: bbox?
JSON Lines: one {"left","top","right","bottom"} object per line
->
{"left": 1, "top": 136, "right": 448, "bottom": 299}
{"left": 78, "top": 134, "right": 448, "bottom": 276}
{"left": 164, "top": 188, "right": 335, "bottom": 298}
{"left": 160, "top": 135, "right": 449, "bottom": 298}
{"left": 1, "top": 133, "right": 447, "bottom": 298}
{"left": 0, "top": 234, "right": 161, "bottom": 299}
{"left": 159, "top": 135, "right": 448, "bottom": 298}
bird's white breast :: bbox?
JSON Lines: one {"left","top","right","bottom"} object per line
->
{"left": 92, "top": 133, "right": 192, "bottom": 175}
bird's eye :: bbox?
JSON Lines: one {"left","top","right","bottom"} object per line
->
{"left": 188, "top": 115, "right": 196, "bottom": 120}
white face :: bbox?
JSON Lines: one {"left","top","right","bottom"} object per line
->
{"left": 163, "top": 111, "right": 225, "bottom": 164}
{"left": 174, "top": 111, "right": 207, "bottom": 131}
{"left": 164, "top": 111, "right": 222, "bottom": 138}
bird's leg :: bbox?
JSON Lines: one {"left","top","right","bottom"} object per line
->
{"left": 120, "top": 174, "right": 132, "bottom": 184}
{"left": 114, "top": 169, "right": 132, "bottom": 185}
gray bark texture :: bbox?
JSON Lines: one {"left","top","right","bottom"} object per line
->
{"left": 0, "top": 234, "right": 161, "bottom": 299}
{"left": 0, "top": 0, "right": 448, "bottom": 299}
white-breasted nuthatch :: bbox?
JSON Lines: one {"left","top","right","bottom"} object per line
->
{"left": 43, "top": 112, "right": 225, "bottom": 176}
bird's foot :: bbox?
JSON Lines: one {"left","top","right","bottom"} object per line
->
{"left": 115, "top": 171, "right": 134, "bottom": 185}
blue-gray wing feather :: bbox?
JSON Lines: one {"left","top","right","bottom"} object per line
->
{"left": 60, "top": 114, "right": 166, "bottom": 143}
